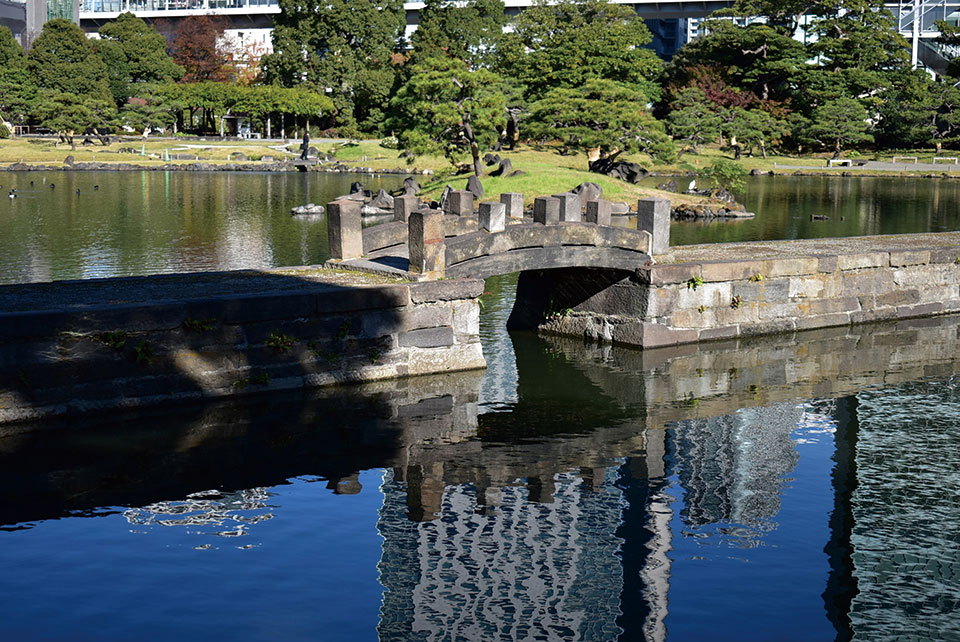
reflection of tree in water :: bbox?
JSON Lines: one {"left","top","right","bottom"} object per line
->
{"left": 123, "top": 488, "right": 276, "bottom": 541}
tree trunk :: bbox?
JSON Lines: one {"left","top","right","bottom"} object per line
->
{"left": 463, "top": 121, "right": 483, "bottom": 177}
{"left": 266, "top": 115, "right": 271, "bottom": 139}
{"left": 506, "top": 110, "right": 519, "bottom": 150}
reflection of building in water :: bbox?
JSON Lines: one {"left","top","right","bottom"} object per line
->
{"left": 671, "top": 403, "right": 802, "bottom": 540}
{"left": 846, "top": 381, "right": 960, "bottom": 641}
{"left": 123, "top": 487, "right": 275, "bottom": 538}
{"left": 378, "top": 468, "right": 628, "bottom": 642}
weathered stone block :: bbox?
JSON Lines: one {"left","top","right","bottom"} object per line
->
{"left": 805, "top": 297, "right": 861, "bottom": 315}
{"left": 645, "top": 263, "right": 702, "bottom": 286}
{"left": 929, "top": 247, "right": 960, "bottom": 264}
{"left": 394, "top": 195, "right": 419, "bottom": 222}
{"left": 585, "top": 200, "right": 612, "bottom": 226}
{"left": 409, "top": 279, "right": 484, "bottom": 303}
{"left": 700, "top": 260, "right": 759, "bottom": 282}
{"left": 789, "top": 276, "right": 825, "bottom": 299}
{"left": 637, "top": 198, "right": 671, "bottom": 255}
{"left": 876, "top": 289, "right": 921, "bottom": 307}
{"left": 327, "top": 199, "right": 363, "bottom": 260}
{"left": 672, "top": 307, "right": 716, "bottom": 329}
{"left": 644, "top": 287, "right": 676, "bottom": 319}
{"left": 739, "top": 318, "right": 797, "bottom": 336}
{"left": 818, "top": 255, "right": 839, "bottom": 273}
{"left": 843, "top": 271, "right": 891, "bottom": 296}
{"left": 451, "top": 300, "right": 480, "bottom": 337}
{"left": 699, "top": 325, "right": 740, "bottom": 341}
{"left": 762, "top": 257, "right": 819, "bottom": 277}
{"left": 445, "top": 190, "right": 474, "bottom": 216}
{"left": 478, "top": 202, "right": 506, "bottom": 233}
{"left": 409, "top": 210, "right": 446, "bottom": 278}
{"left": 758, "top": 300, "right": 803, "bottom": 322}
{"left": 896, "top": 302, "right": 944, "bottom": 318}
{"left": 715, "top": 302, "right": 759, "bottom": 326}
{"left": 405, "top": 304, "right": 454, "bottom": 331}
{"left": 837, "top": 252, "right": 888, "bottom": 271}
{"left": 221, "top": 293, "right": 317, "bottom": 324}
{"left": 533, "top": 196, "right": 560, "bottom": 225}
{"left": 889, "top": 250, "right": 930, "bottom": 267}
{"left": 638, "top": 322, "right": 699, "bottom": 348}
{"left": 500, "top": 192, "right": 524, "bottom": 219}
{"left": 677, "top": 281, "right": 732, "bottom": 309}
{"left": 552, "top": 193, "right": 582, "bottom": 222}
{"left": 316, "top": 285, "right": 410, "bottom": 314}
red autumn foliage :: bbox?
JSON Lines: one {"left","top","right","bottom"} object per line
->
{"left": 164, "top": 15, "right": 233, "bottom": 83}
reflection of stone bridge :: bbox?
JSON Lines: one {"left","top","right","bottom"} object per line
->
{"left": 326, "top": 189, "right": 669, "bottom": 280}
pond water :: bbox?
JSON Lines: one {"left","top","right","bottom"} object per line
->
{"left": 3, "top": 172, "right": 960, "bottom": 284}
{"left": 2, "top": 171, "right": 960, "bottom": 640}
{"left": 1, "top": 278, "right": 959, "bottom": 641}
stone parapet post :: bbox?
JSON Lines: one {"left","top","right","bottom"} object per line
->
{"left": 446, "top": 190, "right": 474, "bottom": 216}
{"left": 409, "top": 209, "right": 446, "bottom": 278}
{"left": 637, "top": 197, "right": 671, "bottom": 255}
{"left": 394, "top": 195, "right": 419, "bottom": 222}
{"left": 533, "top": 196, "right": 560, "bottom": 225}
{"left": 553, "top": 193, "right": 582, "bottom": 222}
{"left": 585, "top": 199, "right": 612, "bottom": 226}
{"left": 501, "top": 192, "right": 524, "bottom": 219}
{"left": 327, "top": 199, "right": 363, "bottom": 260}
{"left": 478, "top": 202, "right": 506, "bottom": 233}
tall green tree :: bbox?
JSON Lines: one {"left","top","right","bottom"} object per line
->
{"left": 264, "top": 0, "right": 404, "bottom": 133}
{"left": 664, "top": 20, "right": 805, "bottom": 104}
{"left": 389, "top": 57, "right": 505, "bottom": 176}
{"left": 804, "top": 0, "right": 909, "bottom": 109}
{"left": 27, "top": 19, "right": 116, "bottom": 138}
{"left": 27, "top": 19, "right": 114, "bottom": 105}
{"left": 806, "top": 97, "right": 873, "bottom": 157}
{"left": 666, "top": 87, "right": 722, "bottom": 154}
{"left": 410, "top": 0, "right": 506, "bottom": 67}
{"left": 96, "top": 13, "right": 183, "bottom": 106}
{"left": 0, "top": 26, "right": 35, "bottom": 128}
{"left": 497, "top": 0, "right": 662, "bottom": 102}
{"left": 876, "top": 72, "right": 960, "bottom": 150}
{"left": 526, "top": 78, "right": 675, "bottom": 166}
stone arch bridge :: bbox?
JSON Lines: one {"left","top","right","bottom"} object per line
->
{"left": 326, "top": 189, "right": 670, "bottom": 281}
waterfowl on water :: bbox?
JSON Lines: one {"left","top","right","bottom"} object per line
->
{"left": 93, "top": 185, "right": 99, "bottom": 191}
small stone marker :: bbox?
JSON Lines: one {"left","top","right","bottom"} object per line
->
{"left": 478, "top": 202, "right": 506, "bottom": 233}
{"left": 409, "top": 209, "right": 446, "bottom": 278}
{"left": 552, "top": 192, "right": 582, "bottom": 222}
{"left": 445, "top": 190, "right": 474, "bottom": 216}
{"left": 637, "top": 197, "right": 671, "bottom": 255}
{"left": 327, "top": 199, "right": 363, "bottom": 260}
{"left": 394, "top": 195, "right": 419, "bottom": 222}
{"left": 500, "top": 192, "right": 524, "bottom": 219}
{"left": 585, "top": 199, "right": 612, "bottom": 226}
{"left": 533, "top": 196, "right": 560, "bottom": 225}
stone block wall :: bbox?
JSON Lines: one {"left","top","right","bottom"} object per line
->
{"left": 0, "top": 275, "right": 485, "bottom": 423}
{"left": 528, "top": 247, "right": 960, "bottom": 348}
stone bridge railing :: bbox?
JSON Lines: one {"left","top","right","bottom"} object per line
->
{"left": 327, "top": 189, "right": 670, "bottom": 280}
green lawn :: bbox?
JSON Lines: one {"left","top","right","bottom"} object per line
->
{"left": 1, "top": 135, "right": 951, "bottom": 206}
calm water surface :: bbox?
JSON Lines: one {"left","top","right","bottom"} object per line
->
{"left": 3, "top": 172, "right": 960, "bottom": 283}
{"left": 1, "top": 275, "right": 959, "bottom": 640}
{"left": 2, "top": 172, "right": 960, "bottom": 640}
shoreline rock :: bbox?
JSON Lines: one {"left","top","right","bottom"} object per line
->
{"left": 0, "top": 160, "right": 431, "bottom": 176}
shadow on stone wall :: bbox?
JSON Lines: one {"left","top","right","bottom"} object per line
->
{"left": 0, "top": 269, "right": 484, "bottom": 424}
